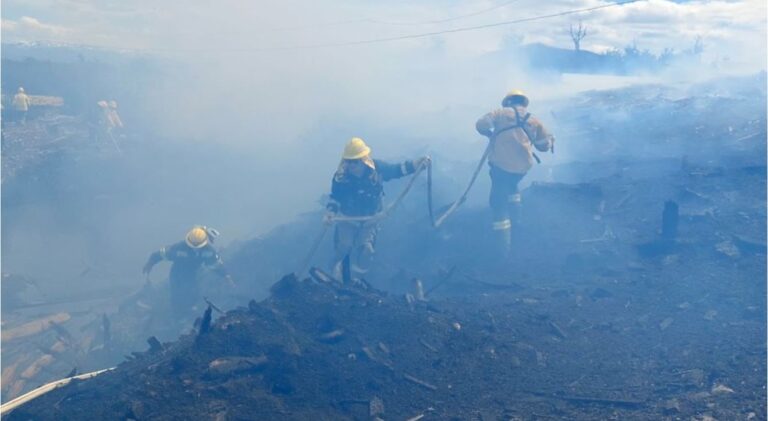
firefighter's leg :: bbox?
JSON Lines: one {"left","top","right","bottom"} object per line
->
{"left": 351, "top": 222, "right": 378, "bottom": 277}
{"left": 331, "top": 222, "right": 357, "bottom": 280}
{"left": 169, "top": 276, "right": 197, "bottom": 321}
{"left": 492, "top": 214, "right": 512, "bottom": 256}
{"left": 489, "top": 167, "right": 512, "bottom": 256}
{"left": 507, "top": 172, "right": 525, "bottom": 226}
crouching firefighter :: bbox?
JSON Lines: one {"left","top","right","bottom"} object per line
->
{"left": 475, "top": 90, "right": 554, "bottom": 255}
{"left": 142, "top": 226, "right": 234, "bottom": 319}
{"left": 325, "top": 137, "right": 430, "bottom": 282}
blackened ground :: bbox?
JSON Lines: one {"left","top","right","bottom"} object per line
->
{"left": 3, "top": 75, "right": 766, "bottom": 418}
{"left": 7, "top": 255, "right": 765, "bottom": 420}
{"left": 8, "top": 158, "right": 768, "bottom": 419}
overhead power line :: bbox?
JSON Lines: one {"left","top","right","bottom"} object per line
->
{"left": 232, "top": 0, "right": 642, "bottom": 53}
{"left": 18, "top": 0, "right": 643, "bottom": 54}
{"left": 368, "top": 0, "right": 521, "bottom": 26}
{"left": 267, "top": 0, "right": 521, "bottom": 31}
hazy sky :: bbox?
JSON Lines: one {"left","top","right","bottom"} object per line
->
{"left": 2, "top": 0, "right": 766, "bottom": 69}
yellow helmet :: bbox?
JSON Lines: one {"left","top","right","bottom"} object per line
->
{"left": 502, "top": 89, "right": 529, "bottom": 107}
{"left": 185, "top": 227, "right": 209, "bottom": 249}
{"left": 342, "top": 137, "right": 371, "bottom": 160}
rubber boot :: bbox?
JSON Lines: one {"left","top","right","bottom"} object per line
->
{"left": 492, "top": 219, "right": 512, "bottom": 258}
{"left": 509, "top": 193, "right": 522, "bottom": 225}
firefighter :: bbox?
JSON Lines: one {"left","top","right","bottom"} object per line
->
{"left": 325, "top": 137, "right": 429, "bottom": 281}
{"left": 142, "top": 226, "right": 233, "bottom": 318}
{"left": 475, "top": 90, "right": 554, "bottom": 255}
{"left": 97, "top": 101, "right": 113, "bottom": 131}
{"left": 107, "top": 100, "right": 124, "bottom": 130}
{"left": 12, "top": 87, "right": 31, "bottom": 124}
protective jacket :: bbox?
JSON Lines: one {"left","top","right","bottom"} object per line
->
{"left": 144, "top": 241, "right": 227, "bottom": 283}
{"left": 108, "top": 109, "right": 123, "bottom": 128}
{"left": 328, "top": 159, "right": 417, "bottom": 217}
{"left": 12, "top": 93, "right": 30, "bottom": 111}
{"left": 476, "top": 105, "right": 553, "bottom": 174}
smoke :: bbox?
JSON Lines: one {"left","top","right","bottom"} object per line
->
{"left": 1, "top": 0, "right": 765, "bottom": 298}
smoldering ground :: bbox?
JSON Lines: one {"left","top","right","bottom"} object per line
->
{"left": 2, "top": 34, "right": 763, "bottom": 305}
{"left": 1, "top": 3, "right": 765, "bottom": 413}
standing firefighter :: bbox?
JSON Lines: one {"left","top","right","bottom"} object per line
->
{"left": 475, "top": 90, "right": 554, "bottom": 255}
{"left": 107, "top": 100, "right": 124, "bottom": 130}
{"left": 142, "top": 226, "right": 233, "bottom": 318}
{"left": 325, "top": 137, "right": 429, "bottom": 281}
{"left": 12, "top": 87, "right": 31, "bottom": 124}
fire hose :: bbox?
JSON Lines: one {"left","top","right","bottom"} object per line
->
{"left": 299, "top": 129, "right": 552, "bottom": 274}
{"left": 0, "top": 368, "right": 114, "bottom": 415}
{"left": 298, "top": 160, "right": 430, "bottom": 275}
{"left": 298, "top": 143, "right": 487, "bottom": 274}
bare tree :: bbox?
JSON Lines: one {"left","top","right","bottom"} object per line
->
{"left": 692, "top": 36, "right": 704, "bottom": 56}
{"left": 570, "top": 21, "right": 588, "bottom": 52}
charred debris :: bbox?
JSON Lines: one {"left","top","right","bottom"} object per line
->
{"left": 2, "top": 74, "right": 766, "bottom": 420}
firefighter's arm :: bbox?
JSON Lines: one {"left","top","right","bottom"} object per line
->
{"left": 378, "top": 160, "right": 405, "bottom": 181}
{"left": 377, "top": 157, "right": 427, "bottom": 181}
{"left": 206, "top": 253, "right": 235, "bottom": 287}
{"left": 142, "top": 248, "right": 166, "bottom": 275}
{"left": 531, "top": 121, "right": 554, "bottom": 152}
{"left": 406, "top": 156, "right": 431, "bottom": 173}
{"left": 475, "top": 111, "right": 496, "bottom": 137}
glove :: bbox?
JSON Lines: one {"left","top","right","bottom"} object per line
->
{"left": 326, "top": 201, "right": 340, "bottom": 213}
{"left": 323, "top": 212, "right": 335, "bottom": 226}
{"left": 417, "top": 155, "right": 432, "bottom": 167}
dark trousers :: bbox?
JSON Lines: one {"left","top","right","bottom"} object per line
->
{"left": 489, "top": 165, "right": 524, "bottom": 230}
{"left": 332, "top": 221, "right": 378, "bottom": 278}
{"left": 169, "top": 275, "right": 200, "bottom": 320}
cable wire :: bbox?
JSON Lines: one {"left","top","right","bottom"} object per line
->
{"left": 266, "top": 0, "right": 521, "bottom": 31}
{"left": 368, "top": 0, "right": 521, "bottom": 26}
{"left": 21, "top": 1, "right": 643, "bottom": 54}
{"left": 217, "top": 0, "right": 643, "bottom": 53}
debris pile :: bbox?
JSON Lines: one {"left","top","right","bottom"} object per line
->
{"left": 1, "top": 74, "right": 765, "bottom": 418}
{"left": 1, "top": 116, "right": 91, "bottom": 185}
{"left": 6, "top": 264, "right": 766, "bottom": 419}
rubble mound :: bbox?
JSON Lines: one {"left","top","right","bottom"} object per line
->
{"left": 6, "top": 267, "right": 765, "bottom": 420}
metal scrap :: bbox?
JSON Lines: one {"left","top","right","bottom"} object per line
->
{"left": 403, "top": 373, "right": 437, "bottom": 391}
{"left": 418, "top": 338, "right": 438, "bottom": 353}
{"left": 207, "top": 356, "right": 267, "bottom": 375}
{"left": 548, "top": 321, "right": 568, "bottom": 339}
{"left": 361, "top": 347, "right": 394, "bottom": 371}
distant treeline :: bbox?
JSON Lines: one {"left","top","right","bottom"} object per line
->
{"left": 522, "top": 40, "right": 704, "bottom": 75}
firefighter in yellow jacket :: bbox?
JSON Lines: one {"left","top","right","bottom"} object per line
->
{"left": 12, "top": 87, "right": 31, "bottom": 124}
{"left": 475, "top": 90, "right": 554, "bottom": 254}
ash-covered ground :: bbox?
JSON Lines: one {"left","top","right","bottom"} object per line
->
{"left": 2, "top": 74, "right": 766, "bottom": 420}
